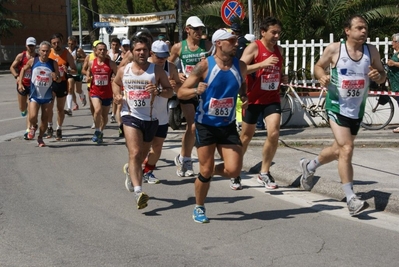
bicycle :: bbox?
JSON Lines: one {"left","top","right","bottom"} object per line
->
{"left": 361, "top": 59, "right": 398, "bottom": 130}
{"left": 280, "top": 68, "right": 329, "bottom": 127}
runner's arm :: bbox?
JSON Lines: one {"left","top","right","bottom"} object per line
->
{"left": 10, "top": 53, "right": 23, "bottom": 79}
{"left": 177, "top": 59, "right": 208, "bottom": 100}
{"left": 155, "top": 65, "right": 174, "bottom": 98}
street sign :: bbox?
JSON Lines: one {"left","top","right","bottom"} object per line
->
{"left": 105, "top": 26, "right": 114, "bottom": 34}
{"left": 220, "top": 0, "right": 245, "bottom": 26}
{"left": 93, "top": 21, "right": 110, "bottom": 28}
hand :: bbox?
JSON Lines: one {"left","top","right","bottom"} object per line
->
{"left": 18, "top": 84, "right": 25, "bottom": 92}
{"left": 318, "top": 74, "right": 330, "bottom": 87}
{"left": 260, "top": 55, "right": 279, "bottom": 69}
{"left": 168, "top": 76, "right": 177, "bottom": 89}
{"left": 196, "top": 82, "right": 208, "bottom": 95}
{"left": 387, "top": 59, "right": 395, "bottom": 67}
{"left": 114, "top": 94, "right": 123, "bottom": 105}
{"left": 368, "top": 66, "right": 381, "bottom": 82}
{"left": 240, "top": 96, "right": 248, "bottom": 109}
{"left": 145, "top": 82, "right": 157, "bottom": 95}
{"left": 178, "top": 73, "right": 187, "bottom": 83}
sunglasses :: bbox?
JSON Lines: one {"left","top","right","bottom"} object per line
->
{"left": 189, "top": 26, "right": 203, "bottom": 31}
{"left": 155, "top": 55, "right": 168, "bottom": 59}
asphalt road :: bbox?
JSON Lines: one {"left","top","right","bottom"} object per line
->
{"left": 1, "top": 73, "right": 399, "bottom": 267}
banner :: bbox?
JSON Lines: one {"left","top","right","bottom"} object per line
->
{"left": 100, "top": 10, "right": 176, "bottom": 26}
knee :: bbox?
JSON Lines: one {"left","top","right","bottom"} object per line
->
{"left": 339, "top": 144, "right": 354, "bottom": 158}
{"left": 266, "top": 129, "right": 280, "bottom": 143}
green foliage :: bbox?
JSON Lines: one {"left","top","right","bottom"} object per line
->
{"left": 0, "top": 0, "right": 22, "bottom": 38}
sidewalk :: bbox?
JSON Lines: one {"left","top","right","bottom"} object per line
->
{"left": 243, "top": 126, "right": 399, "bottom": 215}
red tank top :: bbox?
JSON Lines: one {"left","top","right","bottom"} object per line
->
{"left": 90, "top": 58, "right": 113, "bottom": 99}
{"left": 49, "top": 49, "right": 69, "bottom": 81}
{"left": 246, "top": 40, "right": 283, "bottom": 105}
{"left": 19, "top": 51, "right": 34, "bottom": 87}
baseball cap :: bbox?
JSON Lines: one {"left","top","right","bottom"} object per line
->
{"left": 186, "top": 16, "right": 205, "bottom": 27}
{"left": 26, "top": 37, "right": 36, "bottom": 46}
{"left": 92, "top": 40, "right": 101, "bottom": 47}
{"left": 151, "top": 40, "right": 170, "bottom": 58}
{"left": 244, "top": 34, "right": 256, "bottom": 42}
{"left": 212, "top": 28, "right": 237, "bottom": 44}
{"left": 231, "top": 23, "right": 241, "bottom": 32}
{"left": 121, "top": 39, "right": 130, "bottom": 46}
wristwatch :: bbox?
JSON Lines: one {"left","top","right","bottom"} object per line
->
{"left": 156, "top": 87, "right": 162, "bottom": 96}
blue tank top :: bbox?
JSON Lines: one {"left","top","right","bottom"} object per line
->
{"left": 30, "top": 57, "right": 55, "bottom": 100}
{"left": 195, "top": 56, "right": 243, "bottom": 126}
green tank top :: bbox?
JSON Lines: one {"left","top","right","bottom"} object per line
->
{"left": 179, "top": 39, "right": 206, "bottom": 76}
{"left": 387, "top": 52, "right": 399, "bottom": 92}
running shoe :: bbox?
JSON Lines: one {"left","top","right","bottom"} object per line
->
{"left": 135, "top": 192, "right": 149, "bottom": 210}
{"left": 73, "top": 104, "right": 79, "bottom": 111}
{"left": 80, "top": 95, "right": 87, "bottom": 106}
{"left": 299, "top": 158, "right": 315, "bottom": 191}
{"left": 27, "top": 125, "right": 37, "bottom": 140}
{"left": 37, "top": 137, "right": 45, "bottom": 147}
{"left": 46, "top": 127, "right": 54, "bottom": 139}
{"left": 143, "top": 171, "right": 160, "bottom": 184}
{"left": 257, "top": 173, "right": 278, "bottom": 190}
{"left": 184, "top": 160, "right": 195, "bottom": 176}
{"left": 21, "top": 109, "right": 27, "bottom": 117}
{"left": 110, "top": 115, "right": 116, "bottom": 123}
{"left": 23, "top": 129, "right": 29, "bottom": 140}
{"left": 123, "top": 163, "right": 134, "bottom": 192}
{"left": 64, "top": 109, "right": 72, "bottom": 116}
{"left": 55, "top": 129, "right": 62, "bottom": 141}
{"left": 97, "top": 132, "right": 103, "bottom": 144}
{"left": 174, "top": 155, "right": 186, "bottom": 177}
{"left": 92, "top": 130, "right": 101, "bottom": 142}
{"left": 230, "top": 176, "right": 243, "bottom": 190}
{"left": 193, "top": 206, "right": 209, "bottom": 223}
{"left": 347, "top": 196, "right": 369, "bottom": 216}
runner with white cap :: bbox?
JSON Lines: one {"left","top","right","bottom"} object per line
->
{"left": 177, "top": 28, "right": 247, "bottom": 223}
{"left": 10, "top": 37, "right": 38, "bottom": 139}
{"left": 168, "top": 16, "right": 212, "bottom": 177}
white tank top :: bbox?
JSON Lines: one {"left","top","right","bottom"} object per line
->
{"left": 153, "top": 62, "right": 170, "bottom": 125}
{"left": 121, "top": 63, "right": 157, "bottom": 121}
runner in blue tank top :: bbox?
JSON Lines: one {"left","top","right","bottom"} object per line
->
{"left": 177, "top": 28, "right": 248, "bottom": 223}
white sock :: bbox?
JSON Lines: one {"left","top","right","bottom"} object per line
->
{"left": 48, "top": 122, "right": 53, "bottom": 128}
{"left": 182, "top": 156, "right": 191, "bottom": 162}
{"left": 307, "top": 157, "right": 321, "bottom": 172}
{"left": 57, "top": 125, "right": 61, "bottom": 130}
{"left": 134, "top": 186, "right": 142, "bottom": 194}
{"left": 66, "top": 94, "right": 73, "bottom": 109}
{"left": 342, "top": 182, "right": 356, "bottom": 203}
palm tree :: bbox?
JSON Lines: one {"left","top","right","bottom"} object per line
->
{"left": 0, "top": 0, "right": 22, "bottom": 38}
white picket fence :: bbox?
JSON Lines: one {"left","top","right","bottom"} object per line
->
{"left": 277, "top": 33, "right": 392, "bottom": 85}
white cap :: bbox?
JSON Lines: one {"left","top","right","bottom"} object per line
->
{"left": 26, "top": 37, "right": 36, "bottom": 46}
{"left": 212, "top": 29, "right": 236, "bottom": 44}
{"left": 244, "top": 34, "right": 256, "bottom": 43}
{"left": 151, "top": 40, "right": 170, "bottom": 58}
{"left": 121, "top": 39, "right": 130, "bottom": 46}
{"left": 186, "top": 16, "right": 205, "bottom": 27}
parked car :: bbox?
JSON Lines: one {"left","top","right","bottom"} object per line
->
{"left": 81, "top": 44, "right": 92, "bottom": 55}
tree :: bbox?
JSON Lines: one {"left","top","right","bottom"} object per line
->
{"left": 0, "top": 0, "right": 22, "bottom": 38}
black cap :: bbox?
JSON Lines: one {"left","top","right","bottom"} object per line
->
{"left": 231, "top": 23, "right": 241, "bottom": 32}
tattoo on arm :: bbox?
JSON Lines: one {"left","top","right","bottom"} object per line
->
{"left": 191, "top": 62, "right": 206, "bottom": 77}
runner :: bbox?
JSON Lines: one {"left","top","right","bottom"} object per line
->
{"left": 299, "top": 15, "right": 386, "bottom": 216}
{"left": 10, "top": 37, "right": 38, "bottom": 139}
{"left": 66, "top": 36, "right": 87, "bottom": 115}
{"left": 18, "top": 41, "right": 61, "bottom": 147}
{"left": 142, "top": 40, "right": 181, "bottom": 184}
{"left": 177, "top": 28, "right": 247, "bottom": 223}
{"left": 238, "top": 17, "right": 287, "bottom": 190}
{"left": 47, "top": 33, "right": 77, "bottom": 140}
{"left": 168, "top": 16, "right": 212, "bottom": 177}
{"left": 86, "top": 42, "right": 118, "bottom": 144}
{"left": 108, "top": 37, "right": 123, "bottom": 124}
{"left": 112, "top": 35, "right": 173, "bottom": 209}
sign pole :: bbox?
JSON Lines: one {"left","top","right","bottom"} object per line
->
{"left": 248, "top": 0, "right": 253, "bottom": 34}
{"left": 178, "top": 0, "right": 182, "bottom": 41}
{"left": 78, "top": 0, "right": 82, "bottom": 47}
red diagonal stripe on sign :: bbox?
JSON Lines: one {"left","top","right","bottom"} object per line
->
{"left": 226, "top": 2, "right": 239, "bottom": 20}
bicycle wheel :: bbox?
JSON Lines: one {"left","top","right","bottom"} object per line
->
{"left": 280, "top": 93, "right": 293, "bottom": 127}
{"left": 361, "top": 95, "right": 394, "bottom": 130}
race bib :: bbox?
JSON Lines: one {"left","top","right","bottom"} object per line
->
{"left": 59, "top": 66, "right": 65, "bottom": 77}
{"left": 208, "top": 97, "right": 234, "bottom": 117}
{"left": 34, "top": 75, "right": 50, "bottom": 87}
{"left": 260, "top": 73, "right": 280, "bottom": 91}
{"left": 127, "top": 90, "right": 151, "bottom": 108}
{"left": 184, "top": 65, "right": 195, "bottom": 76}
{"left": 340, "top": 78, "right": 365, "bottom": 98}
{"left": 94, "top": 75, "right": 109, "bottom": 86}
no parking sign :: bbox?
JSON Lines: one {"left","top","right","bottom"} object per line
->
{"left": 220, "top": 0, "right": 245, "bottom": 26}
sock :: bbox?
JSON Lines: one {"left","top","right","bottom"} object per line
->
{"left": 79, "top": 92, "right": 85, "bottom": 99}
{"left": 56, "top": 125, "right": 61, "bottom": 130}
{"left": 48, "top": 122, "right": 53, "bottom": 128}
{"left": 134, "top": 186, "right": 142, "bottom": 194}
{"left": 178, "top": 154, "right": 184, "bottom": 163}
{"left": 307, "top": 157, "right": 321, "bottom": 172}
{"left": 182, "top": 156, "right": 191, "bottom": 162}
{"left": 95, "top": 128, "right": 100, "bottom": 132}
{"left": 342, "top": 182, "right": 356, "bottom": 203}
{"left": 66, "top": 94, "right": 73, "bottom": 109}
{"left": 195, "top": 205, "right": 204, "bottom": 209}
{"left": 111, "top": 112, "right": 115, "bottom": 116}
{"left": 143, "top": 163, "right": 155, "bottom": 174}
{"left": 260, "top": 172, "right": 269, "bottom": 176}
